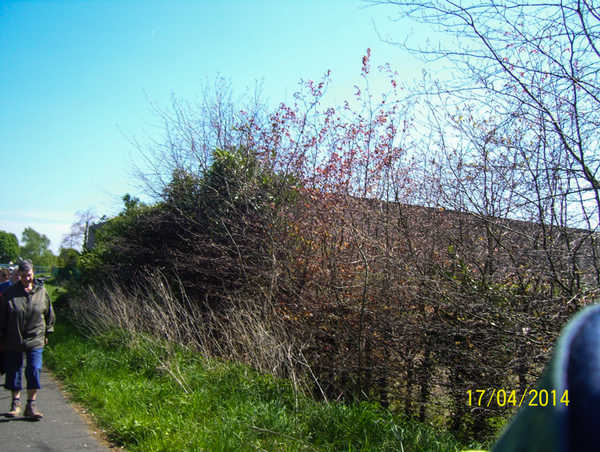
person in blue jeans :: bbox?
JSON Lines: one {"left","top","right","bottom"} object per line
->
{"left": 0, "top": 260, "right": 55, "bottom": 420}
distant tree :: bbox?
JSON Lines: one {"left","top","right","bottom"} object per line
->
{"left": 0, "top": 230, "right": 20, "bottom": 263}
{"left": 57, "top": 247, "right": 80, "bottom": 268}
{"left": 121, "top": 193, "right": 143, "bottom": 213}
{"left": 20, "top": 227, "right": 56, "bottom": 267}
{"left": 62, "top": 208, "right": 99, "bottom": 250}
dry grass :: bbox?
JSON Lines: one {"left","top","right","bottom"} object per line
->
{"left": 67, "top": 274, "right": 310, "bottom": 395}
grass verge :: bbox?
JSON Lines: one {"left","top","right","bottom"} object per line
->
{"left": 42, "top": 279, "right": 486, "bottom": 451}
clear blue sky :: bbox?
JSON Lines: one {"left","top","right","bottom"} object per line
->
{"left": 0, "top": 0, "right": 426, "bottom": 253}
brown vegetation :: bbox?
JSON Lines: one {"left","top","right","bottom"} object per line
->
{"left": 73, "top": 13, "right": 600, "bottom": 438}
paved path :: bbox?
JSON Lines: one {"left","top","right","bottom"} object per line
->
{"left": 0, "top": 369, "right": 113, "bottom": 452}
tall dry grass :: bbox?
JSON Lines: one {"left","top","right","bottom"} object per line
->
{"left": 66, "top": 273, "right": 310, "bottom": 395}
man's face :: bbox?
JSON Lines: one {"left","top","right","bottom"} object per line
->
{"left": 0, "top": 272, "right": 9, "bottom": 282}
{"left": 19, "top": 269, "right": 34, "bottom": 287}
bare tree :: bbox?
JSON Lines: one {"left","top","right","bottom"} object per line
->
{"left": 357, "top": 0, "right": 600, "bottom": 438}
{"left": 368, "top": 0, "right": 600, "bottom": 226}
{"left": 62, "top": 208, "right": 98, "bottom": 250}
{"left": 130, "top": 77, "right": 269, "bottom": 200}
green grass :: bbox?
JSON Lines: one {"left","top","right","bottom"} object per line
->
{"left": 41, "top": 276, "right": 64, "bottom": 299}
{"left": 43, "top": 281, "right": 483, "bottom": 451}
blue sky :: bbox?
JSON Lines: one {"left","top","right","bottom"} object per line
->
{"left": 0, "top": 0, "right": 426, "bottom": 254}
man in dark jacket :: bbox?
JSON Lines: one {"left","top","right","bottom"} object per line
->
{"left": 0, "top": 260, "right": 55, "bottom": 420}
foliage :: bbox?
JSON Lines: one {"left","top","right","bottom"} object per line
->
{"left": 74, "top": 53, "right": 600, "bottom": 444}
{"left": 81, "top": 146, "right": 295, "bottom": 311}
{"left": 57, "top": 247, "right": 80, "bottom": 268}
{"left": 78, "top": 195, "right": 155, "bottom": 281}
{"left": 20, "top": 227, "right": 56, "bottom": 267}
{"left": 0, "top": 230, "right": 20, "bottom": 263}
{"left": 44, "top": 314, "right": 476, "bottom": 452}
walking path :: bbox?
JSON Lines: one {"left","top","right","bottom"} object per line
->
{"left": 0, "top": 368, "right": 113, "bottom": 452}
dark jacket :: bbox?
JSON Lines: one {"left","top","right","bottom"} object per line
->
{"left": 0, "top": 279, "right": 55, "bottom": 352}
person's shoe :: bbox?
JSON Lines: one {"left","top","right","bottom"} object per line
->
{"left": 6, "top": 399, "right": 21, "bottom": 418}
{"left": 24, "top": 401, "right": 43, "bottom": 420}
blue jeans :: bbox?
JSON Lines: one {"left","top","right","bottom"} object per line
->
{"left": 3, "top": 349, "right": 43, "bottom": 392}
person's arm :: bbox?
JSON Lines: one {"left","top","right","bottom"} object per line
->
{"left": 44, "top": 289, "right": 55, "bottom": 337}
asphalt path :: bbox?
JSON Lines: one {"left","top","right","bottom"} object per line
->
{"left": 0, "top": 368, "right": 113, "bottom": 452}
